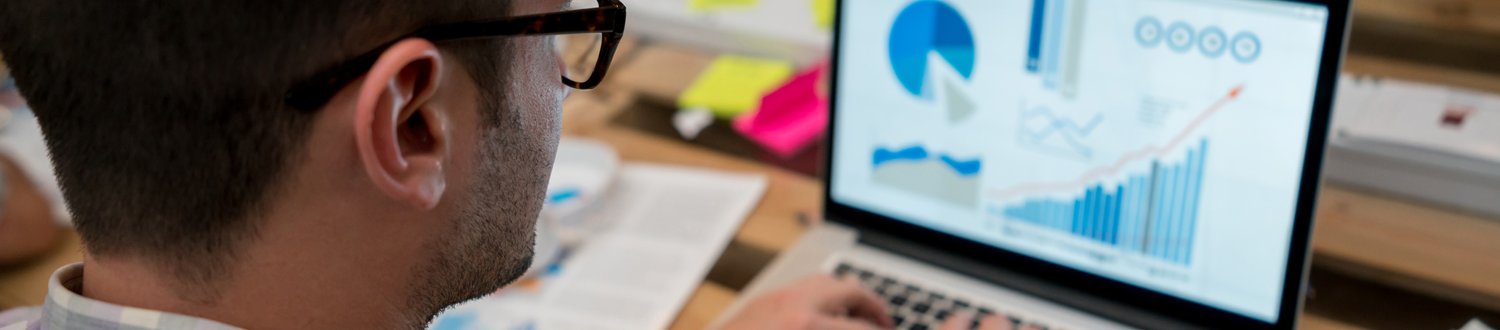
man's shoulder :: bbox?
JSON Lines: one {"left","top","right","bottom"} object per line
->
{"left": 0, "top": 306, "right": 40, "bottom": 330}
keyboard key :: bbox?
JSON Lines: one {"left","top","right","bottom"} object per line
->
{"left": 889, "top": 295, "right": 908, "bottom": 307}
{"left": 828, "top": 263, "right": 1055, "bottom": 330}
{"left": 912, "top": 303, "right": 931, "bottom": 314}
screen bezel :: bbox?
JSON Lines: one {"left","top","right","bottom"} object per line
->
{"left": 823, "top": 0, "right": 1350, "bottom": 328}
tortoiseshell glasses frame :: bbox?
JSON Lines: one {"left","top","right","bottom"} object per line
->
{"left": 285, "top": 0, "right": 627, "bottom": 111}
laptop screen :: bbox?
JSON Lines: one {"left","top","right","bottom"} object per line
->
{"left": 828, "top": 0, "right": 1332, "bottom": 323}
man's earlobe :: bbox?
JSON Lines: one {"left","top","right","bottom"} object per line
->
{"left": 350, "top": 38, "right": 451, "bottom": 210}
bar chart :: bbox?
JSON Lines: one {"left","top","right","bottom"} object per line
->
{"left": 1026, "top": 0, "right": 1088, "bottom": 98}
{"left": 1002, "top": 139, "right": 1208, "bottom": 265}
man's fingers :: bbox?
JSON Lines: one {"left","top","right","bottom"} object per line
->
{"left": 810, "top": 316, "right": 886, "bottom": 330}
{"left": 938, "top": 311, "right": 975, "bottom": 330}
{"left": 819, "top": 276, "right": 894, "bottom": 328}
{"left": 977, "top": 314, "right": 1014, "bottom": 330}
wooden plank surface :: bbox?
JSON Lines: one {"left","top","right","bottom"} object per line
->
{"left": 1344, "top": 54, "right": 1500, "bottom": 93}
{"left": 668, "top": 282, "right": 738, "bottom": 330}
{"left": 1313, "top": 186, "right": 1500, "bottom": 311}
{"left": 1354, "top": 0, "right": 1500, "bottom": 37}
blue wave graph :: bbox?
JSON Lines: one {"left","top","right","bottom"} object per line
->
{"left": 1002, "top": 139, "right": 1208, "bottom": 265}
{"left": 873, "top": 145, "right": 982, "bottom": 176}
{"left": 1018, "top": 106, "right": 1104, "bottom": 159}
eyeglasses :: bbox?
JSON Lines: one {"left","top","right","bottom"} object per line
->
{"left": 285, "top": 0, "right": 627, "bottom": 111}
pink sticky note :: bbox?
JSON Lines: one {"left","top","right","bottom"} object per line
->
{"left": 734, "top": 64, "right": 829, "bottom": 158}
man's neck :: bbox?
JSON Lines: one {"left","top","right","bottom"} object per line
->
{"left": 80, "top": 213, "right": 436, "bottom": 329}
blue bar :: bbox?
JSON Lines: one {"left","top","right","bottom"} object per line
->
{"left": 1153, "top": 163, "right": 1174, "bottom": 259}
{"left": 1117, "top": 182, "right": 1133, "bottom": 248}
{"left": 1107, "top": 187, "right": 1121, "bottom": 244}
{"left": 1186, "top": 149, "right": 1202, "bottom": 263}
{"left": 1063, "top": 200, "right": 1075, "bottom": 231}
{"left": 1072, "top": 198, "right": 1085, "bottom": 236}
{"left": 1098, "top": 187, "right": 1109, "bottom": 244}
{"left": 1088, "top": 187, "right": 1099, "bottom": 242}
{"left": 1026, "top": 0, "right": 1047, "bottom": 73}
{"left": 1093, "top": 186, "right": 1106, "bottom": 241}
{"left": 1176, "top": 153, "right": 1191, "bottom": 263}
{"left": 1042, "top": 201, "right": 1054, "bottom": 229}
{"left": 1166, "top": 164, "right": 1183, "bottom": 260}
{"left": 1086, "top": 186, "right": 1097, "bottom": 242}
{"left": 1038, "top": 201, "right": 1048, "bottom": 228}
{"left": 1110, "top": 186, "right": 1122, "bottom": 243}
{"left": 1041, "top": 0, "right": 1066, "bottom": 89}
{"left": 1128, "top": 176, "right": 1134, "bottom": 249}
{"left": 1170, "top": 163, "right": 1187, "bottom": 261}
{"left": 1171, "top": 154, "right": 1191, "bottom": 263}
{"left": 1127, "top": 176, "right": 1143, "bottom": 249}
{"left": 1053, "top": 201, "right": 1066, "bottom": 230}
{"left": 1184, "top": 141, "right": 1209, "bottom": 264}
{"left": 1095, "top": 186, "right": 1107, "bottom": 243}
{"left": 1050, "top": 201, "right": 1061, "bottom": 230}
{"left": 1027, "top": 203, "right": 1037, "bottom": 222}
{"left": 1100, "top": 186, "right": 1111, "bottom": 244}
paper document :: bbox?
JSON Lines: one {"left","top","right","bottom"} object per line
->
{"left": 1460, "top": 319, "right": 1495, "bottom": 330}
{"left": 430, "top": 164, "right": 769, "bottom": 330}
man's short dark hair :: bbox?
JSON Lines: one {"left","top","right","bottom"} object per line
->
{"left": 0, "top": 0, "right": 511, "bottom": 299}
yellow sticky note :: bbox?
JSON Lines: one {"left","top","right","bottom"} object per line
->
{"left": 813, "top": 0, "right": 835, "bottom": 29}
{"left": 679, "top": 55, "right": 794, "bottom": 118}
{"left": 690, "top": 0, "right": 760, "bottom": 12}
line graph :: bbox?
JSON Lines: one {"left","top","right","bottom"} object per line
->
{"left": 1018, "top": 103, "right": 1106, "bottom": 159}
{"left": 991, "top": 85, "right": 1242, "bottom": 201}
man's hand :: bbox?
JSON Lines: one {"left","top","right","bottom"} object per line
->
{"left": 721, "top": 275, "right": 892, "bottom": 329}
{"left": 719, "top": 274, "right": 1015, "bottom": 330}
{"left": 936, "top": 311, "right": 1020, "bottom": 330}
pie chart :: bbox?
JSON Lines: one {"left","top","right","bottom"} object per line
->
{"left": 888, "top": 0, "right": 976, "bottom": 98}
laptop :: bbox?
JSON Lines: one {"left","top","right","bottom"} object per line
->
{"left": 720, "top": 0, "right": 1350, "bottom": 329}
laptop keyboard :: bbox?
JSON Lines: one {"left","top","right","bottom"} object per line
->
{"left": 834, "top": 262, "right": 1055, "bottom": 330}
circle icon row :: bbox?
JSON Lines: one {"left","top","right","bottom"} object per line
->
{"left": 1135, "top": 17, "right": 1260, "bottom": 63}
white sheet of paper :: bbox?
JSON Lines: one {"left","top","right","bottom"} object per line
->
{"left": 1460, "top": 319, "right": 1496, "bottom": 330}
{"left": 430, "top": 163, "right": 768, "bottom": 330}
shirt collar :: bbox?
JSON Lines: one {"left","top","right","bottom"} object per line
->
{"left": 39, "top": 263, "right": 242, "bottom": 330}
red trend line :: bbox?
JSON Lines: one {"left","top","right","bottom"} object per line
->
{"left": 989, "top": 85, "right": 1244, "bottom": 201}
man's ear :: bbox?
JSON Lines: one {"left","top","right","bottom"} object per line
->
{"left": 351, "top": 38, "right": 450, "bottom": 210}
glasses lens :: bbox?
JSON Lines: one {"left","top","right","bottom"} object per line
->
{"left": 558, "top": 33, "right": 604, "bottom": 85}
{"left": 557, "top": 0, "right": 603, "bottom": 85}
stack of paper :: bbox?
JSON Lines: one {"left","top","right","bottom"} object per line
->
{"left": 1326, "top": 74, "right": 1500, "bottom": 218}
{"left": 429, "top": 164, "right": 768, "bottom": 330}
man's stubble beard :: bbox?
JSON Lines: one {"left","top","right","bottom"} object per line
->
{"left": 405, "top": 88, "right": 558, "bottom": 329}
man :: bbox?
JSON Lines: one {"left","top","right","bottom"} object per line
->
{"left": 0, "top": 0, "right": 1006, "bottom": 329}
